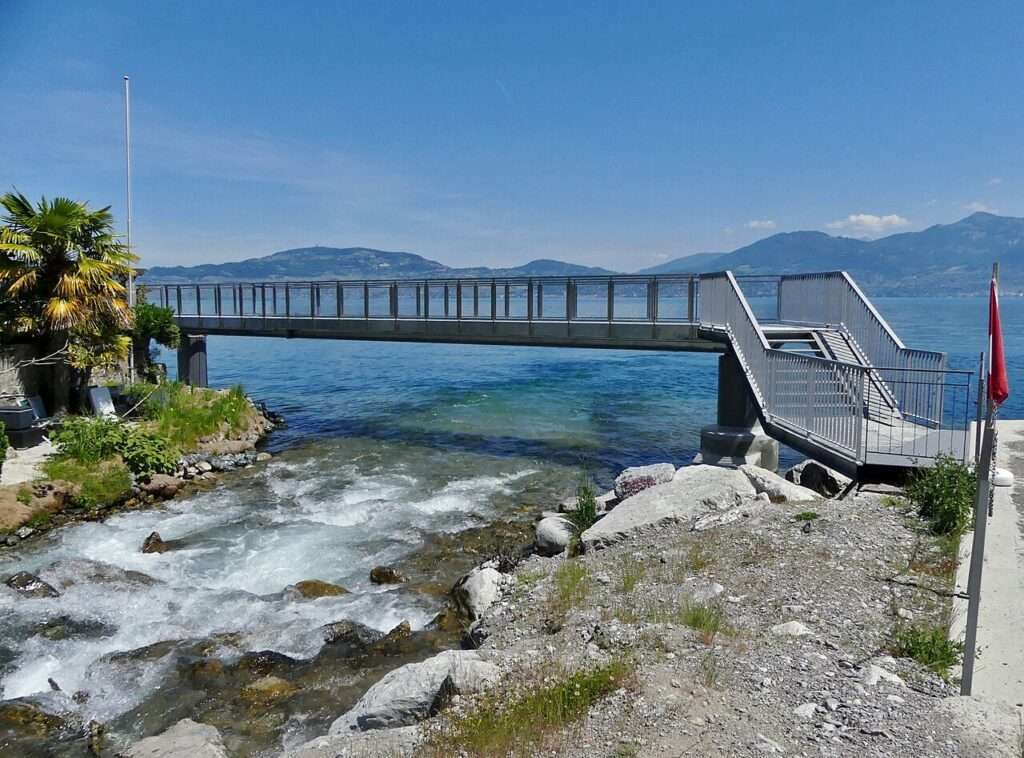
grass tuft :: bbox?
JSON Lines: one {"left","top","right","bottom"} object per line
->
{"left": 890, "top": 622, "right": 963, "bottom": 679}
{"left": 425, "top": 661, "right": 635, "bottom": 757}
{"left": 546, "top": 561, "right": 590, "bottom": 622}
{"left": 618, "top": 553, "right": 647, "bottom": 593}
{"left": 42, "top": 458, "right": 132, "bottom": 512}
{"left": 794, "top": 510, "right": 819, "bottom": 522}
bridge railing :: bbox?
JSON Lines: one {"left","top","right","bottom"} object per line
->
{"left": 143, "top": 274, "right": 702, "bottom": 325}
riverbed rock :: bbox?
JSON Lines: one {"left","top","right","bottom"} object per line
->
{"left": 451, "top": 566, "right": 510, "bottom": 621}
{"left": 140, "top": 474, "right": 183, "bottom": 499}
{"left": 581, "top": 465, "right": 756, "bottom": 550}
{"left": 286, "top": 725, "right": 421, "bottom": 758}
{"left": 321, "top": 620, "right": 385, "bottom": 651}
{"left": 125, "top": 718, "right": 228, "bottom": 758}
{"left": 38, "top": 558, "right": 158, "bottom": 589}
{"left": 0, "top": 697, "right": 77, "bottom": 736}
{"left": 784, "top": 459, "right": 852, "bottom": 497}
{"left": 329, "top": 650, "right": 499, "bottom": 733}
{"left": 739, "top": 465, "right": 820, "bottom": 503}
{"left": 142, "top": 532, "right": 170, "bottom": 554}
{"left": 613, "top": 463, "right": 677, "bottom": 500}
{"left": 535, "top": 515, "right": 574, "bottom": 556}
{"left": 285, "top": 579, "right": 350, "bottom": 599}
{"left": 241, "top": 675, "right": 298, "bottom": 704}
{"left": 5, "top": 571, "right": 60, "bottom": 598}
{"left": 559, "top": 489, "right": 619, "bottom": 515}
{"left": 369, "top": 566, "right": 408, "bottom": 584}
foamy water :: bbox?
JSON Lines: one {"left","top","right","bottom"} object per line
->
{"left": 0, "top": 437, "right": 555, "bottom": 725}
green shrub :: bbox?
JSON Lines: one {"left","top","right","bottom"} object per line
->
{"left": 905, "top": 456, "right": 977, "bottom": 536}
{"left": 132, "top": 298, "right": 181, "bottom": 349}
{"left": 42, "top": 458, "right": 133, "bottom": 511}
{"left": 891, "top": 623, "right": 963, "bottom": 679}
{"left": 52, "top": 416, "right": 177, "bottom": 477}
{"left": 52, "top": 417, "right": 126, "bottom": 463}
{"left": 119, "top": 427, "right": 178, "bottom": 476}
{"left": 794, "top": 511, "right": 819, "bottom": 522}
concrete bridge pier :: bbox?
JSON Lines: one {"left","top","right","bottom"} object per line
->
{"left": 176, "top": 335, "right": 208, "bottom": 387}
{"left": 694, "top": 350, "right": 779, "bottom": 471}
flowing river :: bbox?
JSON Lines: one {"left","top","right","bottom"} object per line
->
{"left": 0, "top": 296, "right": 1020, "bottom": 755}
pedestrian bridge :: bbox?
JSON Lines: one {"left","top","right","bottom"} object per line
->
{"left": 146, "top": 271, "right": 974, "bottom": 479}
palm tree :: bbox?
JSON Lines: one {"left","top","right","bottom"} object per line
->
{"left": 0, "top": 191, "right": 135, "bottom": 334}
{"left": 0, "top": 191, "right": 137, "bottom": 409}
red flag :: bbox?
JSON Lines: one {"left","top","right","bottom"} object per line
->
{"left": 988, "top": 276, "right": 1010, "bottom": 406}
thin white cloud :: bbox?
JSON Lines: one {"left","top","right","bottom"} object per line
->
{"left": 964, "top": 200, "right": 998, "bottom": 213}
{"left": 987, "top": 177, "right": 1003, "bottom": 186}
{"left": 825, "top": 213, "right": 909, "bottom": 236}
{"left": 745, "top": 219, "right": 777, "bottom": 231}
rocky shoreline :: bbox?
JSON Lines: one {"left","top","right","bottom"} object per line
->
{"left": 3, "top": 450, "right": 1021, "bottom": 757}
{"left": 246, "top": 459, "right": 1018, "bottom": 758}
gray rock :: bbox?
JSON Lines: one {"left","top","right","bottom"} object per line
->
{"left": 861, "top": 664, "right": 904, "bottom": 687}
{"left": 329, "top": 650, "right": 498, "bottom": 733}
{"left": 740, "top": 465, "right": 820, "bottom": 503}
{"left": 5, "top": 571, "right": 60, "bottom": 598}
{"left": 771, "top": 620, "right": 812, "bottom": 636}
{"left": 125, "top": 718, "right": 228, "bottom": 758}
{"left": 451, "top": 566, "right": 510, "bottom": 621}
{"left": 286, "top": 725, "right": 421, "bottom": 758}
{"left": 581, "top": 465, "right": 756, "bottom": 550}
{"left": 535, "top": 516, "right": 574, "bottom": 556}
{"left": 784, "top": 459, "right": 852, "bottom": 497}
{"left": 613, "top": 463, "right": 676, "bottom": 500}
{"left": 793, "top": 702, "right": 817, "bottom": 719}
{"left": 14, "top": 527, "right": 34, "bottom": 540}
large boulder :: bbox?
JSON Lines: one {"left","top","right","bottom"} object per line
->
{"left": 286, "top": 725, "right": 421, "bottom": 758}
{"left": 613, "top": 463, "right": 676, "bottom": 500}
{"left": 451, "top": 565, "right": 510, "bottom": 621}
{"left": 581, "top": 465, "right": 756, "bottom": 550}
{"left": 739, "top": 465, "right": 820, "bottom": 503}
{"left": 329, "top": 650, "right": 498, "bottom": 733}
{"left": 535, "top": 516, "right": 574, "bottom": 556}
{"left": 125, "top": 718, "right": 228, "bottom": 758}
{"left": 784, "top": 460, "right": 852, "bottom": 498}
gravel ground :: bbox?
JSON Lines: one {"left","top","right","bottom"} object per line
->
{"left": 457, "top": 489, "right": 1019, "bottom": 757}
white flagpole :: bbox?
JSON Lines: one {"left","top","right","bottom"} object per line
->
{"left": 124, "top": 75, "right": 135, "bottom": 381}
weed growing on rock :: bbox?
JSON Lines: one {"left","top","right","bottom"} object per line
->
{"left": 794, "top": 511, "right": 819, "bottom": 521}
{"left": 890, "top": 622, "right": 963, "bottom": 679}
{"left": 42, "top": 458, "right": 132, "bottom": 512}
{"left": 425, "top": 660, "right": 635, "bottom": 757}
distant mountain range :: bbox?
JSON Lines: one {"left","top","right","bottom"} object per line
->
{"left": 142, "top": 212, "right": 1024, "bottom": 296}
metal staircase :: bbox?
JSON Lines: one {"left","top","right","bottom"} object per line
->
{"left": 698, "top": 271, "right": 970, "bottom": 476}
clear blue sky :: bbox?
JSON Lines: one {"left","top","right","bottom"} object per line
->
{"left": 3, "top": 1, "right": 1022, "bottom": 270}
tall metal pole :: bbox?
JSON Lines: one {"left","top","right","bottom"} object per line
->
{"left": 124, "top": 75, "right": 135, "bottom": 381}
{"left": 960, "top": 262, "right": 999, "bottom": 695}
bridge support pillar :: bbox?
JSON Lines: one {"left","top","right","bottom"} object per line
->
{"left": 695, "top": 351, "right": 779, "bottom": 471}
{"left": 177, "top": 335, "right": 208, "bottom": 387}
